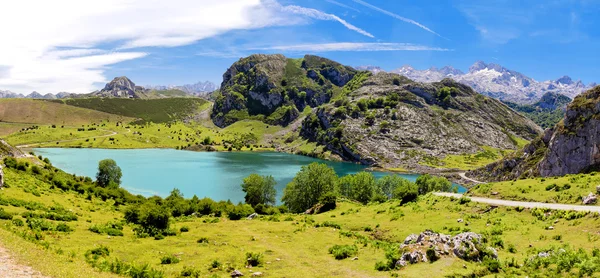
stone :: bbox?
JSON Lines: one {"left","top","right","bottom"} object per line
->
{"left": 351, "top": 257, "right": 358, "bottom": 261}
{"left": 597, "top": 185, "right": 600, "bottom": 194}
{"left": 457, "top": 219, "right": 463, "bottom": 223}
{"left": 0, "top": 164, "right": 4, "bottom": 188}
{"left": 247, "top": 213, "right": 258, "bottom": 220}
{"left": 583, "top": 193, "right": 597, "bottom": 205}
{"left": 231, "top": 270, "right": 244, "bottom": 277}
{"left": 547, "top": 226, "right": 554, "bottom": 230}
{"left": 251, "top": 272, "right": 263, "bottom": 277}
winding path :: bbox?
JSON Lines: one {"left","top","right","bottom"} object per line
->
{"left": 459, "top": 172, "right": 483, "bottom": 184}
{"left": 434, "top": 192, "right": 600, "bottom": 213}
{"left": 0, "top": 246, "right": 48, "bottom": 278}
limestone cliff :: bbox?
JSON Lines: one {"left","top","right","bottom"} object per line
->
{"left": 470, "top": 86, "right": 600, "bottom": 181}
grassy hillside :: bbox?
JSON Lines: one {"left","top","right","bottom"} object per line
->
{"left": 0, "top": 99, "right": 133, "bottom": 125}
{"left": 2, "top": 158, "right": 600, "bottom": 277}
{"left": 469, "top": 173, "right": 600, "bottom": 204}
{"left": 50, "top": 98, "right": 209, "bottom": 124}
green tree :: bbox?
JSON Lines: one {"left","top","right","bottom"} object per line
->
{"left": 393, "top": 181, "right": 419, "bottom": 204}
{"left": 376, "top": 175, "right": 412, "bottom": 199}
{"left": 282, "top": 163, "right": 338, "bottom": 213}
{"left": 415, "top": 174, "right": 452, "bottom": 195}
{"left": 350, "top": 172, "right": 377, "bottom": 204}
{"left": 241, "top": 174, "right": 277, "bottom": 207}
{"left": 96, "top": 159, "right": 122, "bottom": 188}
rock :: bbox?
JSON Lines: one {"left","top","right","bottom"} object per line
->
{"left": 251, "top": 272, "right": 263, "bottom": 277}
{"left": 547, "top": 226, "right": 554, "bottom": 230}
{"left": 537, "top": 252, "right": 550, "bottom": 258}
{"left": 351, "top": 257, "right": 358, "bottom": 261}
{"left": 491, "top": 191, "right": 499, "bottom": 196}
{"left": 450, "top": 232, "right": 482, "bottom": 260}
{"left": 583, "top": 193, "right": 598, "bottom": 204}
{"left": 247, "top": 213, "right": 258, "bottom": 220}
{"left": 457, "top": 218, "right": 463, "bottom": 223}
{"left": 231, "top": 270, "right": 244, "bottom": 277}
{"left": 597, "top": 185, "right": 600, "bottom": 194}
{"left": 92, "top": 76, "right": 148, "bottom": 98}
{"left": 0, "top": 164, "right": 4, "bottom": 188}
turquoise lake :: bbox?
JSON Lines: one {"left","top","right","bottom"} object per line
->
{"left": 32, "top": 148, "right": 464, "bottom": 203}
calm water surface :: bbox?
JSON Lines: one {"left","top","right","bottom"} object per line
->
{"left": 32, "top": 148, "right": 464, "bottom": 203}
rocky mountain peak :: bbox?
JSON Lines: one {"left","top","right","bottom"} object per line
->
{"left": 556, "top": 75, "right": 573, "bottom": 85}
{"left": 96, "top": 76, "right": 146, "bottom": 98}
{"left": 468, "top": 61, "right": 488, "bottom": 73}
{"left": 438, "top": 66, "right": 463, "bottom": 76}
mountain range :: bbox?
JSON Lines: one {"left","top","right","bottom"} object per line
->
{"left": 359, "top": 61, "right": 595, "bottom": 103}
{"left": 0, "top": 80, "right": 218, "bottom": 99}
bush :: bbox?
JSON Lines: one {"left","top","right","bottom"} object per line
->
{"left": 11, "top": 218, "right": 24, "bottom": 226}
{"left": 426, "top": 247, "right": 439, "bottom": 262}
{"left": 31, "top": 166, "right": 42, "bottom": 174}
{"left": 282, "top": 163, "right": 338, "bottom": 213}
{"left": 246, "top": 252, "right": 263, "bottom": 267}
{"left": 0, "top": 209, "right": 13, "bottom": 220}
{"left": 483, "top": 257, "right": 500, "bottom": 273}
{"left": 180, "top": 226, "right": 189, "bottom": 232}
{"left": 160, "top": 255, "right": 180, "bottom": 264}
{"left": 197, "top": 237, "right": 209, "bottom": 244}
{"left": 318, "top": 192, "right": 337, "bottom": 213}
{"left": 328, "top": 245, "right": 358, "bottom": 260}
{"left": 55, "top": 223, "right": 73, "bottom": 232}
{"left": 180, "top": 266, "right": 201, "bottom": 277}
{"left": 88, "top": 246, "right": 110, "bottom": 257}
{"left": 227, "top": 204, "right": 254, "bottom": 220}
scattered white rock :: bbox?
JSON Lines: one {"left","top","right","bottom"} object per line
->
{"left": 231, "top": 270, "right": 244, "bottom": 277}
{"left": 583, "top": 193, "right": 597, "bottom": 205}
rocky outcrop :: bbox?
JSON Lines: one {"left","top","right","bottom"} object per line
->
{"left": 397, "top": 230, "right": 496, "bottom": 268}
{"left": 299, "top": 73, "right": 541, "bottom": 169}
{"left": 0, "top": 164, "right": 4, "bottom": 188}
{"left": 211, "top": 54, "right": 357, "bottom": 127}
{"left": 471, "top": 86, "right": 600, "bottom": 181}
{"left": 91, "top": 76, "right": 148, "bottom": 99}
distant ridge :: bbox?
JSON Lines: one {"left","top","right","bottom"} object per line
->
{"left": 357, "top": 61, "right": 594, "bottom": 103}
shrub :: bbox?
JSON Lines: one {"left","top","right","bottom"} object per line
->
{"left": 180, "top": 266, "right": 201, "bottom": 277}
{"left": 318, "top": 192, "right": 337, "bottom": 213}
{"left": 328, "top": 245, "right": 358, "bottom": 260}
{"left": 282, "top": 163, "right": 338, "bottom": 213}
{"left": 180, "top": 226, "right": 189, "bottom": 232}
{"left": 88, "top": 246, "right": 110, "bottom": 257}
{"left": 246, "top": 252, "right": 263, "bottom": 267}
{"left": 12, "top": 218, "right": 24, "bottom": 226}
{"left": 197, "top": 237, "right": 209, "bottom": 244}
{"left": 160, "top": 255, "right": 180, "bottom": 264}
{"left": 227, "top": 204, "right": 254, "bottom": 220}
{"left": 426, "top": 247, "right": 439, "bottom": 262}
{"left": 55, "top": 223, "right": 73, "bottom": 232}
{"left": 209, "top": 260, "right": 222, "bottom": 270}
{"left": 31, "top": 166, "right": 42, "bottom": 174}
{"left": 0, "top": 209, "right": 13, "bottom": 220}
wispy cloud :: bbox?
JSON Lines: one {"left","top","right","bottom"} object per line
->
{"left": 325, "top": 0, "right": 361, "bottom": 13}
{"left": 352, "top": 0, "right": 444, "bottom": 38}
{"left": 197, "top": 42, "right": 450, "bottom": 56}
{"left": 281, "top": 4, "right": 374, "bottom": 38}
{"left": 0, "top": 0, "right": 373, "bottom": 93}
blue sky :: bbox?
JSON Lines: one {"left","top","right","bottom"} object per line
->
{"left": 1, "top": 0, "right": 599, "bottom": 93}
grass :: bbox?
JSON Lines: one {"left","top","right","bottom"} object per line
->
{"left": 422, "top": 146, "right": 514, "bottom": 170}
{"left": 50, "top": 98, "right": 208, "bottom": 124}
{"left": 0, "top": 99, "right": 133, "bottom": 125}
{"left": 2, "top": 165, "right": 600, "bottom": 277}
{"left": 469, "top": 173, "right": 600, "bottom": 205}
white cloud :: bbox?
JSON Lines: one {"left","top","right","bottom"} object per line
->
{"left": 196, "top": 42, "right": 450, "bottom": 56}
{"left": 352, "top": 0, "right": 444, "bottom": 38}
{"left": 248, "top": 42, "right": 450, "bottom": 52}
{"left": 325, "top": 0, "right": 362, "bottom": 13}
{"left": 0, "top": 0, "right": 373, "bottom": 93}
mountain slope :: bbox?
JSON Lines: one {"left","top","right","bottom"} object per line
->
{"left": 503, "top": 92, "right": 572, "bottom": 129}
{"left": 470, "top": 85, "right": 600, "bottom": 181}
{"left": 388, "top": 61, "right": 593, "bottom": 103}
{"left": 211, "top": 54, "right": 357, "bottom": 127}
{"left": 0, "top": 99, "right": 133, "bottom": 125}
{"left": 299, "top": 73, "right": 542, "bottom": 169}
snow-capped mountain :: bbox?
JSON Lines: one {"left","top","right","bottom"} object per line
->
{"left": 355, "top": 65, "right": 385, "bottom": 74}
{"left": 378, "top": 61, "right": 594, "bottom": 103}
{"left": 146, "top": 81, "right": 218, "bottom": 96}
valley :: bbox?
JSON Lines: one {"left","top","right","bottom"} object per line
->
{"left": 0, "top": 53, "right": 600, "bottom": 278}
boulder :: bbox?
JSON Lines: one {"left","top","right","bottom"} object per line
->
{"left": 582, "top": 193, "right": 597, "bottom": 205}
{"left": 247, "top": 213, "right": 258, "bottom": 220}
{"left": 231, "top": 270, "right": 244, "bottom": 277}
